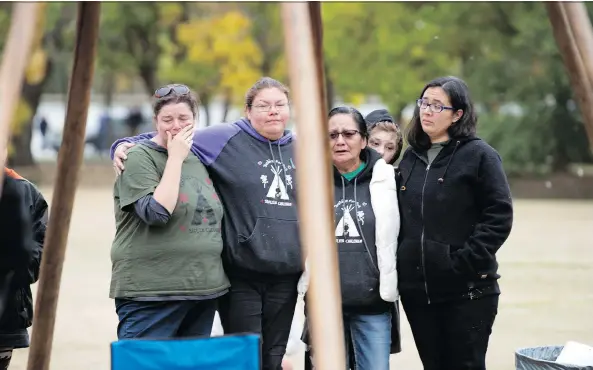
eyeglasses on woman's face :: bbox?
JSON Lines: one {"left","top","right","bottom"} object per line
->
{"left": 416, "top": 99, "right": 454, "bottom": 114}
{"left": 328, "top": 129, "right": 360, "bottom": 140}
{"left": 251, "top": 102, "right": 289, "bottom": 113}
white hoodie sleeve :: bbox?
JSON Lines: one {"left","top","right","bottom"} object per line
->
{"left": 297, "top": 259, "right": 310, "bottom": 296}
{"left": 370, "top": 159, "right": 400, "bottom": 302}
{"left": 298, "top": 159, "right": 400, "bottom": 302}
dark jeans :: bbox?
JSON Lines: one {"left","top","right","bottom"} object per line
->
{"left": 218, "top": 277, "right": 299, "bottom": 370}
{"left": 401, "top": 294, "right": 499, "bottom": 370}
{"left": 115, "top": 298, "right": 218, "bottom": 339}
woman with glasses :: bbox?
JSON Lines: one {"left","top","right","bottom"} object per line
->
{"left": 397, "top": 76, "right": 513, "bottom": 370}
{"left": 111, "top": 77, "right": 301, "bottom": 370}
{"left": 300, "top": 106, "right": 400, "bottom": 370}
{"left": 110, "top": 84, "right": 229, "bottom": 339}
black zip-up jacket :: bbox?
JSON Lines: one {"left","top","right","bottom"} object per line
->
{"left": 0, "top": 170, "right": 48, "bottom": 348}
{"left": 397, "top": 137, "right": 513, "bottom": 304}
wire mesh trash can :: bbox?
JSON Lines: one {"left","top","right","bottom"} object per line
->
{"left": 111, "top": 334, "right": 260, "bottom": 370}
{"left": 516, "top": 346, "right": 593, "bottom": 370}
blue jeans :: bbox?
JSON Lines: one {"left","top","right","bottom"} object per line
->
{"left": 115, "top": 299, "right": 217, "bottom": 340}
{"left": 344, "top": 311, "right": 391, "bottom": 370}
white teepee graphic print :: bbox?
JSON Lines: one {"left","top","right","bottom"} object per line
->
{"left": 266, "top": 165, "right": 289, "bottom": 200}
{"left": 335, "top": 205, "right": 360, "bottom": 237}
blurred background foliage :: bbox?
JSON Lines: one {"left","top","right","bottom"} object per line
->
{"left": 0, "top": 2, "right": 591, "bottom": 175}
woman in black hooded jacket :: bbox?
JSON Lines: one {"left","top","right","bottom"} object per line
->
{"left": 397, "top": 76, "right": 513, "bottom": 370}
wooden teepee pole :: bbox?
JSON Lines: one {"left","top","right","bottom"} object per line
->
{"left": 546, "top": 2, "right": 593, "bottom": 149}
{"left": 27, "top": 3, "right": 101, "bottom": 369}
{"left": 281, "top": 3, "right": 346, "bottom": 369}
{"left": 0, "top": 2, "right": 41, "bottom": 189}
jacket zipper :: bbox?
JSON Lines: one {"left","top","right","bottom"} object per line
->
{"left": 421, "top": 163, "right": 431, "bottom": 304}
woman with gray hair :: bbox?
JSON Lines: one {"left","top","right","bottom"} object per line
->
{"left": 301, "top": 106, "right": 400, "bottom": 370}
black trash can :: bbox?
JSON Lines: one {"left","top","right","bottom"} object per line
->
{"left": 516, "top": 346, "right": 593, "bottom": 370}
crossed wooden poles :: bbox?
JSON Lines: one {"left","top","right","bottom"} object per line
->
{"left": 0, "top": 2, "right": 591, "bottom": 369}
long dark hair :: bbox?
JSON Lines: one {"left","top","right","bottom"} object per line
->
{"left": 406, "top": 76, "right": 477, "bottom": 151}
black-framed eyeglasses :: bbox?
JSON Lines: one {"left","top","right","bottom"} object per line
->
{"left": 329, "top": 129, "right": 360, "bottom": 140}
{"left": 251, "top": 102, "right": 289, "bottom": 113}
{"left": 416, "top": 99, "right": 454, "bottom": 113}
{"left": 154, "top": 84, "right": 190, "bottom": 98}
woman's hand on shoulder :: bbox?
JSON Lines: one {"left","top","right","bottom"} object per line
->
{"left": 113, "top": 142, "right": 136, "bottom": 175}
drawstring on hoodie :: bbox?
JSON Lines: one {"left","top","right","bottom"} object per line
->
{"left": 437, "top": 140, "right": 460, "bottom": 184}
{"left": 340, "top": 176, "right": 346, "bottom": 229}
{"left": 277, "top": 141, "right": 288, "bottom": 183}
{"left": 268, "top": 140, "right": 289, "bottom": 197}
{"left": 340, "top": 176, "right": 379, "bottom": 273}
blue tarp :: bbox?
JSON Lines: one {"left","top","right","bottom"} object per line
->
{"left": 111, "top": 334, "right": 260, "bottom": 370}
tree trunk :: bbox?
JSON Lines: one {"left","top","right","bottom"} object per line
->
{"left": 10, "top": 59, "right": 53, "bottom": 166}
{"left": 221, "top": 90, "right": 231, "bottom": 123}
{"left": 102, "top": 70, "right": 115, "bottom": 108}
{"left": 391, "top": 102, "right": 408, "bottom": 126}
{"left": 551, "top": 97, "right": 571, "bottom": 172}
{"left": 201, "top": 94, "right": 211, "bottom": 127}
{"left": 169, "top": 2, "right": 190, "bottom": 65}
{"left": 139, "top": 63, "right": 157, "bottom": 96}
{"left": 120, "top": 3, "right": 160, "bottom": 97}
{"left": 549, "top": 79, "right": 592, "bottom": 172}
{"left": 324, "top": 62, "right": 334, "bottom": 111}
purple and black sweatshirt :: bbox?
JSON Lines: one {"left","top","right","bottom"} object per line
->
{"left": 111, "top": 118, "right": 303, "bottom": 279}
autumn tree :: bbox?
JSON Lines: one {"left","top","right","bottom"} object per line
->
{"left": 2, "top": 1, "right": 590, "bottom": 173}
{"left": 160, "top": 6, "right": 263, "bottom": 125}
{"left": 321, "top": 2, "right": 454, "bottom": 117}
{"left": 320, "top": 2, "right": 593, "bottom": 173}
{"left": 242, "top": 3, "right": 286, "bottom": 78}
{"left": 432, "top": 2, "right": 593, "bottom": 173}
{"left": 99, "top": 2, "right": 163, "bottom": 96}
{"left": 0, "top": 2, "right": 77, "bottom": 165}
